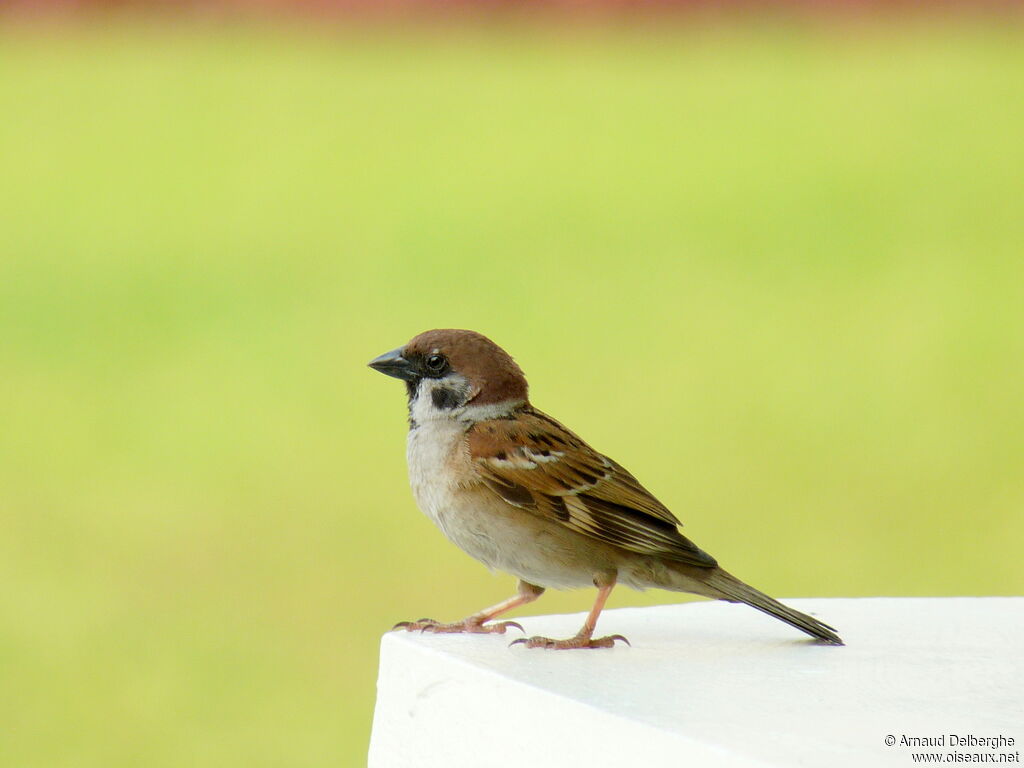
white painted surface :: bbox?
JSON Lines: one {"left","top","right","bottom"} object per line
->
{"left": 369, "top": 598, "right": 1023, "bottom": 768}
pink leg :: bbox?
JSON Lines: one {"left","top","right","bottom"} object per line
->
{"left": 393, "top": 581, "right": 544, "bottom": 635}
{"left": 512, "top": 574, "right": 629, "bottom": 650}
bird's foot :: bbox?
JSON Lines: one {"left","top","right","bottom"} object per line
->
{"left": 510, "top": 632, "right": 630, "bottom": 650}
{"left": 392, "top": 617, "right": 524, "bottom": 635}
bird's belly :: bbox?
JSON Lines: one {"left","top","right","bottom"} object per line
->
{"left": 406, "top": 423, "right": 599, "bottom": 589}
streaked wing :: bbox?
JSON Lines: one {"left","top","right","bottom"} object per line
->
{"left": 466, "top": 408, "right": 717, "bottom": 568}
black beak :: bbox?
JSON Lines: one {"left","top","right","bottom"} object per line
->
{"left": 368, "top": 347, "right": 418, "bottom": 381}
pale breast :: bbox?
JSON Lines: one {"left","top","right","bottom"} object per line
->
{"left": 406, "top": 420, "right": 471, "bottom": 532}
{"left": 404, "top": 419, "right": 609, "bottom": 588}
{"left": 406, "top": 420, "right": 534, "bottom": 576}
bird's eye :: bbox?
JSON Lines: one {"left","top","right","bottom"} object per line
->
{"left": 425, "top": 353, "right": 448, "bottom": 374}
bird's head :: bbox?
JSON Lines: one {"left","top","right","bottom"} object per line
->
{"left": 368, "top": 329, "right": 528, "bottom": 423}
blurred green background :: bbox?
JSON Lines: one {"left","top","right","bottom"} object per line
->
{"left": 1, "top": 16, "right": 1023, "bottom": 767}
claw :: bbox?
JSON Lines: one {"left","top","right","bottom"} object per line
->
{"left": 392, "top": 617, "right": 522, "bottom": 636}
{"left": 485, "top": 620, "right": 524, "bottom": 634}
{"left": 393, "top": 618, "right": 442, "bottom": 632}
{"left": 510, "top": 635, "right": 553, "bottom": 649}
{"left": 509, "top": 632, "right": 630, "bottom": 650}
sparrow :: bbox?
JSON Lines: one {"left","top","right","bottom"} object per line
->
{"left": 369, "top": 329, "right": 843, "bottom": 650}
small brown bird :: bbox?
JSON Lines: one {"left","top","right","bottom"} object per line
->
{"left": 369, "top": 329, "right": 842, "bottom": 649}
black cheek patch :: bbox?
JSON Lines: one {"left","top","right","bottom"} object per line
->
{"left": 431, "top": 386, "right": 461, "bottom": 410}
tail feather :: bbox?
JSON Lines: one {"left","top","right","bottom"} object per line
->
{"left": 705, "top": 570, "right": 844, "bottom": 645}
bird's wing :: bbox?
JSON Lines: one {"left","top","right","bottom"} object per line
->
{"left": 466, "top": 408, "right": 717, "bottom": 568}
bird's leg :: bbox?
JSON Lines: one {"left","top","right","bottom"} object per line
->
{"left": 511, "top": 573, "right": 629, "bottom": 650}
{"left": 393, "top": 581, "right": 544, "bottom": 635}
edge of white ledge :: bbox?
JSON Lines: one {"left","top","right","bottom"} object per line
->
{"left": 369, "top": 597, "right": 1024, "bottom": 768}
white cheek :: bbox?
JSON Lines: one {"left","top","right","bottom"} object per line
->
{"left": 409, "top": 375, "right": 524, "bottom": 425}
{"left": 409, "top": 375, "right": 470, "bottom": 423}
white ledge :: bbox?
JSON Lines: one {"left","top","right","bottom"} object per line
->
{"left": 369, "top": 598, "right": 1023, "bottom": 767}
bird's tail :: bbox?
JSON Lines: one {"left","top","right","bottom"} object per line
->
{"left": 703, "top": 569, "right": 844, "bottom": 645}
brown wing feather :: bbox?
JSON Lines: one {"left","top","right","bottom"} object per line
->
{"left": 467, "top": 408, "right": 717, "bottom": 568}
